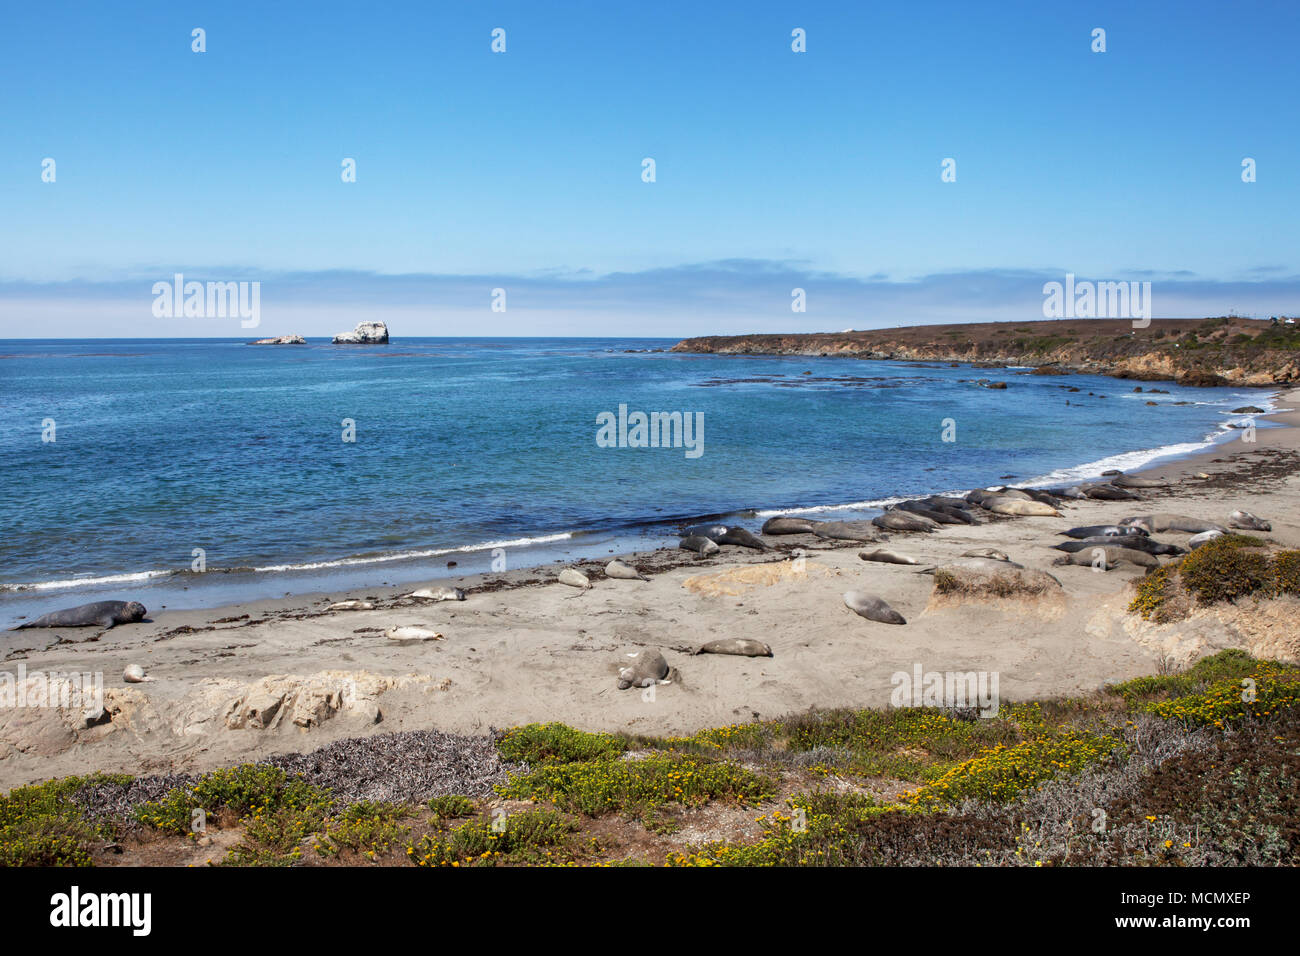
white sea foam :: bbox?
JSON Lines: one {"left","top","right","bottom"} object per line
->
{"left": 2, "top": 533, "right": 574, "bottom": 593}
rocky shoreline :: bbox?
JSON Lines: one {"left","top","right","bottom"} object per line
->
{"left": 672, "top": 317, "right": 1300, "bottom": 387}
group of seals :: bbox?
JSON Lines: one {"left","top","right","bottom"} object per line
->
{"left": 679, "top": 523, "right": 767, "bottom": 554}
{"left": 10, "top": 600, "right": 147, "bottom": 630}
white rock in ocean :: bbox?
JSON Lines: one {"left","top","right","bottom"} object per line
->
{"left": 332, "top": 321, "right": 389, "bottom": 344}
{"left": 249, "top": 334, "right": 306, "bottom": 345}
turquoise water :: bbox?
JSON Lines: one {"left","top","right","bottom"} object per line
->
{"left": 0, "top": 337, "right": 1272, "bottom": 621}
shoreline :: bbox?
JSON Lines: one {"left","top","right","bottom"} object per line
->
{"left": 0, "top": 377, "right": 1278, "bottom": 624}
{"left": 2, "top": 388, "right": 1297, "bottom": 788}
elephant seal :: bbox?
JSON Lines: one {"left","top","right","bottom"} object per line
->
{"left": 1188, "top": 529, "right": 1225, "bottom": 548}
{"left": 122, "top": 664, "right": 153, "bottom": 683}
{"left": 812, "top": 520, "right": 881, "bottom": 541}
{"left": 1012, "top": 488, "right": 1063, "bottom": 507}
{"left": 558, "top": 568, "right": 591, "bottom": 589}
{"left": 1061, "top": 525, "right": 1147, "bottom": 539}
{"left": 10, "top": 600, "right": 147, "bottom": 630}
{"left": 924, "top": 556, "right": 1025, "bottom": 573}
{"left": 982, "top": 497, "right": 1060, "bottom": 517}
{"left": 963, "top": 548, "right": 1012, "bottom": 562}
{"left": 717, "top": 527, "right": 768, "bottom": 550}
{"left": 923, "top": 495, "right": 973, "bottom": 510}
{"left": 843, "top": 591, "right": 906, "bottom": 624}
{"left": 683, "top": 523, "right": 729, "bottom": 541}
{"left": 327, "top": 600, "right": 375, "bottom": 611}
{"left": 1228, "top": 510, "right": 1271, "bottom": 532}
{"left": 762, "top": 516, "right": 820, "bottom": 535}
{"left": 409, "top": 586, "right": 465, "bottom": 602}
{"left": 990, "top": 488, "right": 1034, "bottom": 501}
{"left": 605, "top": 559, "right": 649, "bottom": 581}
{"left": 617, "top": 648, "right": 671, "bottom": 689}
{"left": 858, "top": 549, "right": 918, "bottom": 565}
{"left": 1051, "top": 547, "right": 1158, "bottom": 570}
{"left": 872, "top": 512, "right": 937, "bottom": 532}
{"left": 692, "top": 638, "right": 773, "bottom": 657}
{"left": 927, "top": 504, "right": 978, "bottom": 525}
{"left": 1121, "top": 514, "right": 1227, "bottom": 534}
{"left": 386, "top": 626, "right": 444, "bottom": 641}
{"left": 891, "top": 502, "right": 964, "bottom": 525}
{"left": 1052, "top": 536, "right": 1183, "bottom": 556}
{"left": 680, "top": 535, "right": 720, "bottom": 556}
{"left": 1113, "top": 474, "right": 1170, "bottom": 489}
{"left": 1080, "top": 483, "right": 1142, "bottom": 501}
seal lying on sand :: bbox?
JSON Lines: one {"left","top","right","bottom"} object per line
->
{"left": 892, "top": 501, "right": 965, "bottom": 525}
{"left": 872, "top": 512, "right": 937, "bottom": 532}
{"left": 10, "top": 600, "right": 146, "bottom": 630}
{"left": 963, "top": 548, "right": 1012, "bottom": 561}
{"left": 409, "top": 586, "right": 465, "bottom": 602}
{"left": 1079, "top": 483, "right": 1142, "bottom": 501}
{"left": 692, "top": 638, "right": 773, "bottom": 657}
{"left": 1113, "top": 473, "right": 1170, "bottom": 489}
{"left": 981, "top": 497, "right": 1060, "bottom": 517}
{"left": 1121, "top": 514, "right": 1227, "bottom": 534}
{"left": 558, "top": 568, "right": 591, "bottom": 589}
{"left": 859, "top": 549, "right": 918, "bottom": 565}
{"left": 761, "top": 516, "right": 820, "bottom": 535}
{"left": 1052, "top": 536, "right": 1183, "bottom": 556}
{"left": 1228, "top": 510, "right": 1271, "bottom": 532}
{"left": 717, "top": 527, "right": 768, "bottom": 550}
{"left": 843, "top": 591, "right": 906, "bottom": 624}
{"left": 1051, "top": 547, "right": 1159, "bottom": 570}
{"left": 680, "top": 535, "right": 720, "bottom": 556}
{"left": 605, "top": 559, "right": 649, "bottom": 581}
{"left": 1061, "top": 525, "right": 1148, "bottom": 539}
{"left": 813, "top": 520, "right": 881, "bottom": 540}
{"left": 1188, "top": 529, "right": 1225, "bottom": 548}
{"left": 922, "top": 556, "right": 1025, "bottom": 573}
{"left": 617, "top": 648, "right": 671, "bottom": 689}
{"left": 683, "top": 523, "right": 729, "bottom": 541}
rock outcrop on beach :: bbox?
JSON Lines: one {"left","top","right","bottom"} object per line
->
{"left": 332, "top": 321, "right": 389, "bottom": 344}
{"left": 673, "top": 318, "right": 1300, "bottom": 386}
{"left": 249, "top": 334, "right": 306, "bottom": 345}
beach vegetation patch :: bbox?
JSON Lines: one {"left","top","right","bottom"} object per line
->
{"left": 405, "top": 808, "right": 576, "bottom": 867}
{"left": 1130, "top": 538, "right": 1298, "bottom": 620}
{"left": 313, "top": 801, "right": 412, "bottom": 861}
{"left": 0, "top": 773, "right": 131, "bottom": 867}
{"left": 135, "top": 764, "right": 331, "bottom": 835}
{"left": 494, "top": 722, "right": 626, "bottom": 765}
{"left": 427, "top": 794, "right": 476, "bottom": 821}
{"left": 497, "top": 753, "right": 774, "bottom": 819}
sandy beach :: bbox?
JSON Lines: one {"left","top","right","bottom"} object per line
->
{"left": 3, "top": 388, "right": 1298, "bottom": 790}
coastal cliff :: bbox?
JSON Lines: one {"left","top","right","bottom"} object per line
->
{"left": 672, "top": 318, "right": 1300, "bottom": 386}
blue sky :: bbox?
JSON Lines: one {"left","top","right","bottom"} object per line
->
{"left": 1, "top": 0, "right": 1297, "bottom": 337}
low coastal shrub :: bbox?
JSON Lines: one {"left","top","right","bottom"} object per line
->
{"left": 1108, "top": 649, "right": 1261, "bottom": 702}
{"left": 494, "top": 722, "right": 626, "bottom": 765}
{"left": 1142, "top": 663, "right": 1300, "bottom": 728}
{"left": 135, "top": 764, "right": 332, "bottom": 836}
{"left": 0, "top": 773, "right": 131, "bottom": 867}
{"left": 427, "top": 794, "right": 476, "bottom": 820}
{"left": 644, "top": 721, "right": 777, "bottom": 754}
{"left": 903, "top": 731, "right": 1119, "bottom": 809}
{"left": 498, "top": 753, "right": 774, "bottom": 818}
{"left": 406, "top": 808, "right": 576, "bottom": 867}
{"left": 1129, "top": 540, "right": 1298, "bottom": 620}
{"left": 1178, "top": 537, "right": 1271, "bottom": 604}
{"left": 313, "top": 801, "right": 412, "bottom": 860}
{"left": 782, "top": 707, "right": 1020, "bottom": 780}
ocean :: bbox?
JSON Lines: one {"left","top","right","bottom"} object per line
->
{"left": 0, "top": 337, "right": 1274, "bottom": 624}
